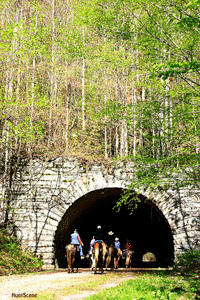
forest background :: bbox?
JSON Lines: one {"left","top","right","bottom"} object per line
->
{"left": 0, "top": 0, "right": 200, "bottom": 222}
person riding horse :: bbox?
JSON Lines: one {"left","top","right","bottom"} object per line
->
{"left": 123, "top": 239, "right": 134, "bottom": 268}
{"left": 115, "top": 237, "right": 122, "bottom": 255}
{"left": 105, "top": 231, "right": 116, "bottom": 270}
{"left": 92, "top": 225, "right": 107, "bottom": 273}
{"left": 70, "top": 229, "right": 85, "bottom": 259}
{"left": 93, "top": 225, "right": 104, "bottom": 244}
{"left": 106, "top": 231, "right": 115, "bottom": 247}
{"left": 124, "top": 239, "right": 132, "bottom": 250}
{"left": 89, "top": 236, "right": 95, "bottom": 255}
{"left": 114, "top": 237, "right": 122, "bottom": 269}
{"left": 122, "top": 238, "right": 133, "bottom": 258}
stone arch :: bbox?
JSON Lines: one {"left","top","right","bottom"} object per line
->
{"left": 13, "top": 159, "right": 200, "bottom": 268}
{"left": 54, "top": 188, "right": 174, "bottom": 268}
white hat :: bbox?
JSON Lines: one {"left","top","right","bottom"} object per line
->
{"left": 115, "top": 237, "right": 119, "bottom": 241}
{"left": 108, "top": 231, "right": 114, "bottom": 235}
{"left": 97, "top": 225, "right": 101, "bottom": 229}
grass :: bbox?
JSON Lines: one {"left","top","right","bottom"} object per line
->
{"left": 0, "top": 229, "right": 43, "bottom": 275}
{"left": 86, "top": 273, "right": 200, "bottom": 300}
{"left": 11, "top": 271, "right": 200, "bottom": 300}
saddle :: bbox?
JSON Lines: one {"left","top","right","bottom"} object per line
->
{"left": 71, "top": 244, "right": 80, "bottom": 251}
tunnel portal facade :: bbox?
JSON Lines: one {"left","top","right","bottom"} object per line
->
{"left": 54, "top": 188, "right": 174, "bottom": 268}
{"left": 11, "top": 158, "right": 200, "bottom": 268}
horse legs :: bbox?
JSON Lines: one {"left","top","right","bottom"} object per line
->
{"left": 99, "top": 254, "right": 104, "bottom": 274}
{"left": 101, "top": 243, "right": 106, "bottom": 273}
{"left": 114, "top": 252, "right": 121, "bottom": 269}
{"left": 114, "top": 257, "right": 118, "bottom": 269}
{"left": 106, "top": 247, "right": 114, "bottom": 270}
{"left": 71, "top": 256, "right": 75, "bottom": 272}
{"left": 94, "top": 256, "right": 98, "bottom": 274}
{"left": 91, "top": 255, "right": 95, "bottom": 270}
{"left": 67, "top": 253, "right": 72, "bottom": 273}
{"left": 105, "top": 255, "right": 111, "bottom": 270}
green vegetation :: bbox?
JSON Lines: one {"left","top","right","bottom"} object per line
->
{"left": 86, "top": 273, "right": 200, "bottom": 300}
{"left": 174, "top": 249, "right": 200, "bottom": 277}
{"left": 1, "top": 0, "right": 200, "bottom": 223}
{"left": 85, "top": 250, "right": 200, "bottom": 300}
{"left": 0, "top": 0, "right": 199, "bottom": 278}
{"left": 0, "top": 230, "right": 43, "bottom": 275}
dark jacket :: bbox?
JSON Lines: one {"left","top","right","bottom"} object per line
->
{"left": 94, "top": 229, "right": 104, "bottom": 241}
{"left": 106, "top": 234, "right": 115, "bottom": 246}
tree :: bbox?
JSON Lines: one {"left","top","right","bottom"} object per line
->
{"left": 78, "top": 0, "right": 200, "bottom": 210}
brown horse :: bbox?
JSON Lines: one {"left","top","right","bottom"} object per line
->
{"left": 66, "top": 244, "right": 80, "bottom": 273}
{"left": 114, "top": 248, "right": 122, "bottom": 269}
{"left": 105, "top": 245, "right": 117, "bottom": 270}
{"left": 93, "top": 242, "right": 107, "bottom": 274}
{"left": 124, "top": 249, "right": 134, "bottom": 268}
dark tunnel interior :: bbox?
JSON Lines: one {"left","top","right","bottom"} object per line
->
{"left": 54, "top": 188, "right": 174, "bottom": 268}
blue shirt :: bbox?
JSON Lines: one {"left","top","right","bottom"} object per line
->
{"left": 71, "top": 233, "right": 80, "bottom": 245}
{"left": 115, "top": 241, "right": 120, "bottom": 249}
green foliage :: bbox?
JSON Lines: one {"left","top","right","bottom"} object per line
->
{"left": 86, "top": 273, "right": 200, "bottom": 299}
{"left": 0, "top": 229, "right": 43, "bottom": 275}
{"left": 0, "top": 0, "right": 200, "bottom": 190}
{"left": 174, "top": 249, "right": 200, "bottom": 276}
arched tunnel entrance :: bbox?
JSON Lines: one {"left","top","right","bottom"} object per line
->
{"left": 54, "top": 188, "right": 174, "bottom": 268}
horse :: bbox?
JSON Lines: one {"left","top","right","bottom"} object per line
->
{"left": 124, "top": 249, "right": 134, "bottom": 268}
{"left": 114, "top": 248, "right": 122, "bottom": 269}
{"left": 86, "top": 253, "right": 96, "bottom": 270}
{"left": 65, "top": 244, "right": 80, "bottom": 273}
{"left": 105, "top": 245, "right": 117, "bottom": 270}
{"left": 93, "top": 242, "right": 107, "bottom": 274}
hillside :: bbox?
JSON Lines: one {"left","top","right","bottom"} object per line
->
{"left": 0, "top": 230, "right": 43, "bottom": 276}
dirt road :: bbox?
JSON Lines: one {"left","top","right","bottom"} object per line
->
{"left": 0, "top": 269, "right": 137, "bottom": 300}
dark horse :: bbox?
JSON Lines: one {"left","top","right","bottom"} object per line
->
{"left": 93, "top": 242, "right": 107, "bottom": 274}
{"left": 65, "top": 244, "right": 80, "bottom": 273}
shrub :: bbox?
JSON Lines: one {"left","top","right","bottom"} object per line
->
{"left": 174, "top": 248, "right": 200, "bottom": 276}
{"left": 0, "top": 229, "right": 43, "bottom": 275}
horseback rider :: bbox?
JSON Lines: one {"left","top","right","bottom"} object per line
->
{"left": 123, "top": 239, "right": 133, "bottom": 259}
{"left": 115, "top": 237, "right": 122, "bottom": 256}
{"left": 106, "top": 231, "right": 115, "bottom": 247}
{"left": 105, "top": 231, "right": 115, "bottom": 269}
{"left": 115, "top": 237, "right": 120, "bottom": 249}
{"left": 93, "top": 225, "right": 104, "bottom": 245}
{"left": 89, "top": 236, "right": 95, "bottom": 255}
{"left": 124, "top": 239, "right": 133, "bottom": 250}
{"left": 70, "top": 229, "right": 85, "bottom": 259}
{"left": 92, "top": 226, "right": 107, "bottom": 273}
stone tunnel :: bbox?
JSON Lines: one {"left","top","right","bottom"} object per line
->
{"left": 6, "top": 158, "right": 199, "bottom": 269}
{"left": 54, "top": 188, "right": 174, "bottom": 268}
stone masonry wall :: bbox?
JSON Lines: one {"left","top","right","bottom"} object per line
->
{"left": 0, "top": 158, "right": 199, "bottom": 267}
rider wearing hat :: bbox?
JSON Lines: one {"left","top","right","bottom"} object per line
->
{"left": 93, "top": 225, "right": 104, "bottom": 244}
{"left": 115, "top": 237, "right": 121, "bottom": 249}
{"left": 106, "top": 231, "right": 115, "bottom": 247}
{"left": 115, "top": 237, "right": 122, "bottom": 256}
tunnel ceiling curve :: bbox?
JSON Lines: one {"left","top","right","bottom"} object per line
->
{"left": 54, "top": 188, "right": 174, "bottom": 268}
